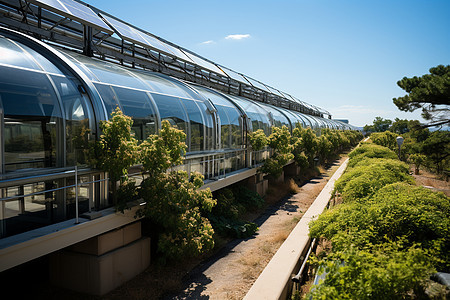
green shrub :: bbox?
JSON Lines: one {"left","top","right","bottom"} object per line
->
{"left": 348, "top": 143, "right": 398, "bottom": 166}
{"left": 334, "top": 160, "right": 413, "bottom": 202}
{"left": 307, "top": 138, "right": 450, "bottom": 298}
{"left": 137, "top": 121, "right": 216, "bottom": 261}
{"left": 370, "top": 131, "right": 398, "bottom": 150}
{"left": 307, "top": 242, "right": 437, "bottom": 300}
{"left": 248, "top": 129, "right": 268, "bottom": 151}
{"left": 310, "top": 182, "right": 450, "bottom": 270}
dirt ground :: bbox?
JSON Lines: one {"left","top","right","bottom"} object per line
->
{"left": 412, "top": 168, "right": 450, "bottom": 197}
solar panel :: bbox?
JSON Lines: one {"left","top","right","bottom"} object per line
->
{"left": 244, "top": 76, "right": 270, "bottom": 92}
{"left": 219, "top": 67, "right": 248, "bottom": 84}
{"left": 265, "top": 85, "right": 285, "bottom": 98}
{"left": 281, "top": 92, "right": 297, "bottom": 102}
{"left": 101, "top": 14, "right": 161, "bottom": 48}
{"left": 101, "top": 14, "right": 199, "bottom": 66}
{"left": 186, "top": 53, "right": 227, "bottom": 76}
{"left": 27, "top": 0, "right": 113, "bottom": 34}
{"left": 160, "top": 42, "right": 195, "bottom": 64}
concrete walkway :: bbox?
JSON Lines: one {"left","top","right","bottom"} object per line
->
{"left": 244, "top": 158, "right": 349, "bottom": 300}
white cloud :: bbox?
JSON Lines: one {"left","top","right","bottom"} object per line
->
{"left": 200, "top": 40, "right": 215, "bottom": 45}
{"left": 225, "top": 34, "right": 251, "bottom": 40}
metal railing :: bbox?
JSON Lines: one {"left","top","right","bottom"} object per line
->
{"left": 0, "top": 148, "right": 252, "bottom": 238}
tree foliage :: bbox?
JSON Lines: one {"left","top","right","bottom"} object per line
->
{"left": 292, "top": 125, "right": 318, "bottom": 168}
{"left": 420, "top": 130, "right": 450, "bottom": 174}
{"left": 248, "top": 128, "right": 268, "bottom": 151}
{"left": 261, "top": 126, "right": 294, "bottom": 177}
{"left": 307, "top": 243, "right": 437, "bottom": 300}
{"left": 136, "top": 120, "right": 216, "bottom": 260}
{"left": 393, "top": 64, "right": 450, "bottom": 128}
{"left": 364, "top": 117, "right": 392, "bottom": 133}
{"left": 91, "top": 107, "right": 138, "bottom": 203}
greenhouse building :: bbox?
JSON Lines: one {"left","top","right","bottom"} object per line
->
{"left": 0, "top": 0, "right": 358, "bottom": 294}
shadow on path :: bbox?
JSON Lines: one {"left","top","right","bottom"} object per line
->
{"left": 163, "top": 176, "right": 328, "bottom": 299}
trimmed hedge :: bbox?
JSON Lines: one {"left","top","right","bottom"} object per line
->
{"left": 307, "top": 141, "right": 450, "bottom": 299}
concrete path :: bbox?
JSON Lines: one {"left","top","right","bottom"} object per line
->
{"left": 244, "top": 158, "right": 349, "bottom": 300}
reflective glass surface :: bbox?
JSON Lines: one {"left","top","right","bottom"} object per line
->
{"left": 93, "top": 83, "right": 121, "bottom": 117}
{"left": 76, "top": 57, "right": 148, "bottom": 90}
{"left": 112, "top": 86, "right": 157, "bottom": 140}
{"left": 190, "top": 86, "right": 243, "bottom": 149}
{"left": 0, "top": 66, "right": 62, "bottom": 171}
{"left": 51, "top": 75, "right": 92, "bottom": 165}
{"left": 0, "top": 37, "right": 41, "bottom": 70}
{"left": 182, "top": 99, "right": 205, "bottom": 152}
{"left": 229, "top": 96, "right": 270, "bottom": 135}
{"left": 151, "top": 93, "right": 188, "bottom": 139}
{"left": 135, "top": 71, "right": 194, "bottom": 99}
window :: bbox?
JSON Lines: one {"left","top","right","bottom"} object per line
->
{"left": 112, "top": 86, "right": 157, "bottom": 140}
{"left": 0, "top": 66, "right": 62, "bottom": 172}
{"left": 151, "top": 93, "right": 188, "bottom": 141}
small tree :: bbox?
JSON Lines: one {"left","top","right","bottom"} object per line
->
{"left": 248, "top": 128, "right": 268, "bottom": 151}
{"left": 408, "top": 153, "right": 426, "bottom": 175}
{"left": 420, "top": 130, "right": 450, "bottom": 174}
{"left": 293, "top": 126, "right": 318, "bottom": 168}
{"left": 248, "top": 128, "right": 268, "bottom": 166}
{"left": 92, "top": 107, "right": 138, "bottom": 204}
{"left": 317, "top": 134, "right": 332, "bottom": 164}
{"left": 137, "top": 120, "right": 216, "bottom": 261}
{"left": 261, "top": 126, "right": 294, "bottom": 177}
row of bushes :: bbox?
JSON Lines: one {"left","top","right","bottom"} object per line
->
{"left": 305, "top": 142, "right": 450, "bottom": 299}
{"left": 249, "top": 124, "right": 363, "bottom": 178}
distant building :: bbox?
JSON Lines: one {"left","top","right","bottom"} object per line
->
{"left": 334, "top": 119, "right": 349, "bottom": 124}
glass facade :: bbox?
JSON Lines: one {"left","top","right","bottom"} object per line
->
{"left": 0, "top": 29, "right": 358, "bottom": 238}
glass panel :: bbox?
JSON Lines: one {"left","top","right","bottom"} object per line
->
{"left": 0, "top": 38, "right": 40, "bottom": 70}
{"left": 3, "top": 181, "right": 58, "bottom": 237}
{"left": 112, "top": 86, "right": 157, "bottom": 140}
{"left": 151, "top": 93, "right": 188, "bottom": 137}
{"left": 51, "top": 75, "right": 92, "bottom": 165}
{"left": 227, "top": 111, "right": 243, "bottom": 148}
{"left": 195, "top": 101, "right": 214, "bottom": 150}
{"left": 21, "top": 44, "right": 63, "bottom": 74}
{"left": 192, "top": 85, "right": 233, "bottom": 107}
{"left": 93, "top": 83, "right": 121, "bottom": 117}
{"left": 58, "top": 50, "right": 99, "bottom": 81}
{"left": 135, "top": 71, "right": 194, "bottom": 99}
{"left": 0, "top": 66, "right": 62, "bottom": 172}
{"left": 74, "top": 56, "right": 148, "bottom": 90}
{"left": 181, "top": 99, "right": 204, "bottom": 152}
{"left": 217, "top": 108, "right": 231, "bottom": 149}
{"left": 229, "top": 96, "right": 270, "bottom": 135}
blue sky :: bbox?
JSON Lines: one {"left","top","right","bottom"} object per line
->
{"left": 88, "top": 0, "right": 450, "bottom": 127}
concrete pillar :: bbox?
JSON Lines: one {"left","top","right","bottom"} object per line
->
{"left": 50, "top": 221, "right": 150, "bottom": 296}
{"left": 284, "top": 163, "right": 301, "bottom": 177}
{"left": 246, "top": 174, "right": 268, "bottom": 197}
